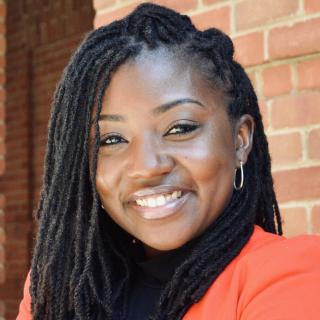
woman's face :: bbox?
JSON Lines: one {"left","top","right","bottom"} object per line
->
{"left": 93, "top": 49, "right": 254, "bottom": 257}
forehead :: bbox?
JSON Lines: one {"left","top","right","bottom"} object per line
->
{"left": 133, "top": 46, "right": 190, "bottom": 82}
{"left": 101, "top": 47, "right": 227, "bottom": 116}
{"left": 104, "top": 48, "right": 190, "bottom": 101}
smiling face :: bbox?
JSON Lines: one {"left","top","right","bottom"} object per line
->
{"left": 93, "top": 48, "right": 253, "bottom": 257}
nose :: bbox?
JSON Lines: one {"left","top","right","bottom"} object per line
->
{"left": 126, "top": 136, "right": 174, "bottom": 181}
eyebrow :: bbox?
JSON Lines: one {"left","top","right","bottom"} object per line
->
{"left": 97, "top": 98, "right": 205, "bottom": 122}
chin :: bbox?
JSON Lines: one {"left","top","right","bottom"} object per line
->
{"left": 142, "top": 235, "right": 190, "bottom": 252}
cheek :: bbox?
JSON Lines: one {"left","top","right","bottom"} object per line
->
{"left": 180, "top": 130, "right": 234, "bottom": 181}
{"left": 95, "top": 155, "right": 120, "bottom": 202}
{"left": 189, "top": 147, "right": 234, "bottom": 194}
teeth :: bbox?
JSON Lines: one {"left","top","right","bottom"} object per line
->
{"left": 156, "top": 195, "right": 166, "bottom": 206}
{"left": 147, "top": 198, "right": 157, "bottom": 207}
{"left": 135, "top": 190, "right": 183, "bottom": 207}
{"left": 136, "top": 199, "right": 143, "bottom": 206}
{"left": 173, "top": 190, "right": 182, "bottom": 199}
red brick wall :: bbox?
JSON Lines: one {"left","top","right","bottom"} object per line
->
{"left": 0, "top": 0, "right": 5, "bottom": 318}
{"left": 0, "top": 1, "right": 94, "bottom": 319}
{"left": 94, "top": 0, "right": 320, "bottom": 238}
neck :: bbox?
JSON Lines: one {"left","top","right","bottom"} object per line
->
{"left": 143, "top": 243, "right": 169, "bottom": 259}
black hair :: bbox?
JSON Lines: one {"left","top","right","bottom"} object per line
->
{"left": 30, "top": 3, "right": 282, "bottom": 320}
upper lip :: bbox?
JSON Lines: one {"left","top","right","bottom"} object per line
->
{"left": 126, "top": 185, "right": 191, "bottom": 203}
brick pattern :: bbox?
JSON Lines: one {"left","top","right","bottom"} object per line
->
{"left": 0, "top": 0, "right": 5, "bottom": 319}
{"left": 0, "top": 0, "right": 94, "bottom": 319}
{"left": 93, "top": 0, "right": 320, "bottom": 238}
{"left": 236, "top": 0, "right": 300, "bottom": 30}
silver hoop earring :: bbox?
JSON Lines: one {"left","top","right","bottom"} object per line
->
{"left": 101, "top": 204, "right": 105, "bottom": 210}
{"left": 234, "top": 160, "right": 244, "bottom": 191}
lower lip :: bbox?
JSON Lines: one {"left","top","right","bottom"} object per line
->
{"left": 131, "top": 192, "right": 191, "bottom": 220}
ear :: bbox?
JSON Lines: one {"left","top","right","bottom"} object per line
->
{"left": 234, "top": 114, "right": 255, "bottom": 166}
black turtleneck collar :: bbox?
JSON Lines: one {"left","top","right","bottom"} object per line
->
{"left": 129, "top": 236, "right": 200, "bottom": 287}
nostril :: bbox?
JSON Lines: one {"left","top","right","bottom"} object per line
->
{"left": 126, "top": 151, "right": 174, "bottom": 180}
{"left": 127, "top": 163, "right": 173, "bottom": 180}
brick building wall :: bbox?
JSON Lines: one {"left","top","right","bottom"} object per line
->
{"left": 0, "top": 1, "right": 5, "bottom": 319}
{"left": 94, "top": 0, "right": 320, "bottom": 238}
{"left": 0, "top": 1, "right": 94, "bottom": 319}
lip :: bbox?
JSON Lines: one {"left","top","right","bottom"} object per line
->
{"left": 130, "top": 191, "right": 191, "bottom": 220}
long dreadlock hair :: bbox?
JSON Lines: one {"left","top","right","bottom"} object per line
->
{"left": 30, "top": 3, "right": 282, "bottom": 320}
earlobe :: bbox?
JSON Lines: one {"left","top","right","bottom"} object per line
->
{"left": 235, "top": 114, "right": 255, "bottom": 166}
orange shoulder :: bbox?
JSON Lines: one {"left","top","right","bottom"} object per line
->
{"left": 238, "top": 234, "right": 320, "bottom": 320}
{"left": 184, "top": 227, "right": 320, "bottom": 320}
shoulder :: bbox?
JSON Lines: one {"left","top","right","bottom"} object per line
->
{"left": 184, "top": 225, "right": 320, "bottom": 320}
{"left": 236, "top": 225, "right": 320, "bottom": 320}
{"left": 238, "top": 224, "right": 320, "bottom": 272}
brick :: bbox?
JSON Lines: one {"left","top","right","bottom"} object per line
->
{"left": 273, "top": 166, "right": 320, "bottom": 202}
{"left": 0, "top": 21, "right": 5, "bottom": 34}
{"left": 203, "top": 0, "right": 223, "bottom": 4}
{"left": 271, "top": 92, "right": 320, "bottom": 129}
{"left": 312, "top": 205, "right": 320, "bottom": 234}
{"left": 0, "top": 194, "right": 5, "bottom": 209}
{"left": 233, "top": 32, "right": 264, "bottom": 67}
{"left": 268, "top": 132, "right": 302, "bottom": 165}
{"left": 236, "top": 0, "right": 299, "bottom": 30}
{"left": 191, "top": 6, "right": 230, "bottom": 33}
{"left": 95, "top": 0, "right": 199, "bottom": 14}
{"left": 262, "top": 64, "right": 292, "bottom": 97}
{"left": 247, "top": 71, "right": 257, "bottom": 90}
{"left": 305, "top": 0, "right": 320, "bottom": 13}
{"left": 0, "top": 56, "right": 5, "bottom": 69}
{"left": 0, "top": 246, "right": 4, "bottom": 263}
{"left": 0, "top": 299, "right": 4, "bottom": 316}
{"left": 93, "top": 0, "right": 117, "bottom": 11}
{"left": 0, "top": 88, "right": 5, "bottom": 103}
{"left": 151, "top": 0, "right": 198, "bottom": 12}
{"left": 0, "top": 158, "right": 4, "bottom": 175}
{"left": 94, "top": 2, "right": 139, "bottom": 28}
{"left": 0, "top": 36, "right": 5, "bottom": 54}
{"left": 0, "top": 141, "right": 5, "bottom": 155}
{"left": 0, "top": 229, "right": 5, "bottom": 245}
{"left": 0, "top": 266, "right": 5, "bottom": 284}
{"left": 0, "top": 124, "right": 6, "bottom": 140}
{"left": 0, "top": 212, "right": 4, "bottom": 228}
{"left": 281, "top": 207, "right": 308, "bottom": 237}
{"left": 0, "top": 106, "right": 4, "bottom": 120}
{"left": 47, "top": 18, "right": 65, "bottom": 43}
{"left": 297, "top": 57, "right": 320, "bottom": 90}
{"left": 259, "top": 100, "right": 269, "bottom": 130}
{"left": 269, "top": 18, "right": 320, "bottom": 59}
{"left": 308, "top": 128, "right": 320, "bottom": 160}
{"left": 0, "top": 72, "right": 5, "bottom": 85}
{"left": 0, "top": 3, "right": 6, "bottom": 17}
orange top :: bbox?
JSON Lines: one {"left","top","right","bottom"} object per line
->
{"left": 17, "top": 225, "right": 320, "bottom": 320}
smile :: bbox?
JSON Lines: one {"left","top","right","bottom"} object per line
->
{"left": 130, "top": 190, "right": 190, "bottom": 220}
{"left": 135, "top": 190, "right": 182, "bottom": 207}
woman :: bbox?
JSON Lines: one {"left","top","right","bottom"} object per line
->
{"left": 17, "top": 3, "right": 320, "bottom": 320}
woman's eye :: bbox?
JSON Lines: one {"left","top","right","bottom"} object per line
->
{"left": 165, "top": 123, "right": 200, "bottom": 136}
{"left": 100, "top": 135, "right": 127, "bottom": 147}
